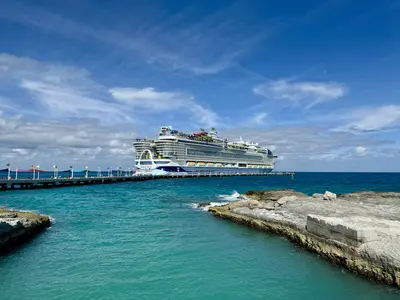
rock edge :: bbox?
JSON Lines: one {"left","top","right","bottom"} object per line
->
{"left": 208, "top": 189, "right": 400, "bottom": 287}
{"left": 0, "top": 207, "right": 51, "bottom": 253}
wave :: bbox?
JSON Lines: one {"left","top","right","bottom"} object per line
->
{"left": 189, "top": 203, "right": 200, "bottom": 209}
{"left": 190, "top": 202, "right": 229, "bottom": 211}
{"left": 190, "top": 191, "right": 248, "bottom": 212}
{"left": 217, "top": 190, "right": 247, "bottom": 201}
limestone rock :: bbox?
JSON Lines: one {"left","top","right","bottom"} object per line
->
{"left": 210, "top": 188, "right": 400, "bottom": 287}
{"left": 0, "top": 208, "right": 51, "bottom": 252}
{"left": 244, "top": 189, "right": 307, "bottom": 202}
{"left": 228, "top": 200, "right": 249, "bottom": 210}
{"left": 228, "top": 200, "right": 258, "bottom": 210}
{"left": 339, "top": 191, "right": 400, "bottom": 200}
{"left": 323, "top": 191, "right": 337, "bottom": 201}
{"left": 236, "top": 194, "right": 249, "bottom": 201}
{"left": 258, "top": 202, "right": 276, "bottom": 210}
{"left": 306, "top": 214, "right": 379, "bottom": 246}
{"left": 0, "top": 213, "right": 18, "bottom": 218}
{"left": 277, "top": 196, "right": 298, "bottom": 206}
{"left": 248, "top": 200, "right": 262, "bottom": 209}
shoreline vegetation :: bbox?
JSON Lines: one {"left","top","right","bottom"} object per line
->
{"left": 206, "top": 189, "right": 400, "bottom": 287}
{"left": 0, "top": 207, "right": 51, "bottom": 253}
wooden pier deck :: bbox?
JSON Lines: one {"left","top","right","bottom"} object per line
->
{"left": 0, "top": 172, "right": 295, "bottom": 191}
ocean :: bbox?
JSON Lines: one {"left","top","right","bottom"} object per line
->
{"left": 0, "top": 173, "right": 400, "bottom": 300}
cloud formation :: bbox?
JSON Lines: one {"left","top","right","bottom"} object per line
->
{"left": 248, "top": 112, "right": 268, "bottom": 126}
{"left": 0, "top": 2, "right": 399, "bottom": 172}
{"left": 0, "top": 2, "right": 270, "bottom": 75}
{"left": 0, "top": 53, "right": 128, "bottom": 122}
{"left": 0, "top": 53, "right": 220, "bottom": 168}
{"left": 223, "top": 125, "right": 396, "bottom": 171}
{"left": 355, "top": 146, "right": 367, "bottom": 156}
{"left": 338, "top": 105, "right": 400, "bottom": 132}
{"left": 0, "top": 53, "right": 398, "bottom": 171}
{"left": 253, "top": 79, "right": 347, "bottom": 108}
{"left": 109, "top": 87, "right": 218, "bottom": 127}
{"left": 0, "top": 114, "right": 137, "bottom": 168}
{"left": 0, "top": 53, "right": 218, "bottom": 126}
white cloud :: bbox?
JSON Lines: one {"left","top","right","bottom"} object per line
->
{"left": 0, "top": 111, "right": 398, "bottom": 171}
{"left": 355, "top": 146, "right": 367, "bottom": 156}
{"left": 0, "top": 3, "right": 271, "bottom": 75}
{"left": 110, "top": 147, "right": 135, "bottom": 156}
{"left": 378, "top": 148, "right": 400, "bottom": 158}
{"left": 223, "top": 125, "right": 396, "bottom": 171}
{"left": 0, "top": 53, "right": 130, "bottom": 122}
{"left": 109, "top": 87, "right": 218, "bottom": 127}
{"left": 21, "top": 80, "right": 130, "bottom": 122}
{"left": 109, "top": 87, "right": 189, "bottom": 111}
{"left": 253, "top": 79, "right": 347, "bottom": 108}
{"left": 0, "top": 54, "right": 219, "bottom": 127}
{"left": 0, "top": 114, "right": 138, "bottom": 169}
{"left": 249, "top": 112, "right": 268, "bottom": 125}
{"left": 0, "top": 54, "right": 222, "bottom": 168}
{"left": 308, "top": 153, "right": 340, "bottom": 161}
{"left": 110, "top": 87, "right": 174, "bottom": 102}
{"left": 338, "top": 105, "right": 400, "bottom": 132}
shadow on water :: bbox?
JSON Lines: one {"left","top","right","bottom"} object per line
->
{"left": 0, "top": 228, "right": 51, "bottom": 258}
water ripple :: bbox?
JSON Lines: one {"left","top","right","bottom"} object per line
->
{"left": 1, "top": 175, "right": 400, "bottom": 299}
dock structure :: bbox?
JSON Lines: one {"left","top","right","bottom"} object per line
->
{"left": 0, "top": 172, "right": 295, "bottom": 191}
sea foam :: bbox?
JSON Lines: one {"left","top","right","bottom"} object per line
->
{"left": 191, "top": 191, "right": 247, "bottom": 211}
{"left": 217, "top": 190, "right": 247, "bottom": 201}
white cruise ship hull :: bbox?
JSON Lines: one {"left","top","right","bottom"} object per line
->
{"left": 182, "top": 166, "right": 273, "bottom": 174}
{"left": 134, "top": 158, "right": 274, "bottom": 175}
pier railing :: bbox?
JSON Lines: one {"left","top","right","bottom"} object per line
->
{"left": 0, "top": 172, "right": 295, "bottom": 191}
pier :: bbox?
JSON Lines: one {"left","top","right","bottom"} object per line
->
{"left": 0, "top": 172, "right": 295, "bottom": 191}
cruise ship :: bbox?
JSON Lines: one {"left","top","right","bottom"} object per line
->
{"left": 133, "top": 126, "right": 277, "bottom": 174}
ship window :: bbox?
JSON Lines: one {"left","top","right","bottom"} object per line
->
{"left": 155, "top": 166, "right": 185, "bottom": 172}
{"left": 186, "top": 148, "right": 263, "bottom": 160}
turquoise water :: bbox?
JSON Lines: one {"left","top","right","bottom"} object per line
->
{"left": 1, "top": 173, "right": 400, "bottom": 299}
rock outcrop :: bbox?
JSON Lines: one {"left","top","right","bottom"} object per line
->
{"left": 208, "top": 190, "right": 400, "bottom": 287}
{"left": 244, "top": 189, "right": 307, "bottom": 202}
{"left": 323, "top": 191, "right": 337, "bottom": 201}
{"left": 0, "top": 207, "right": 51, "bottom": 253}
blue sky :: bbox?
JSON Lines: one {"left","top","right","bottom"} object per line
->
{"left": 0, "top": 0, "right": 399, "bottom": 171}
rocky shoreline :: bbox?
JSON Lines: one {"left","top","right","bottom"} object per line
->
{"left": 207, "top": 189, "right": 400, "bottom": 287}
{"left": 0, "top": 207, "right": 51, "bottom": 253}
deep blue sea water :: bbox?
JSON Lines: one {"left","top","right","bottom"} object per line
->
{"left": 1, "top": 173, "right": 400, "bottom": 300}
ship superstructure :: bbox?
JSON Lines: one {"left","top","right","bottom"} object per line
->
{"left": 133, "top": 126, "right": 277, "bottom": 174}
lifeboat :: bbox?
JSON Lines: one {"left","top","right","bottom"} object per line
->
{"left": 186, "top": 161, "right": 195, "bottom": 166}
{"left": 197, "top": 162, "right": 205, "bottom": 166}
